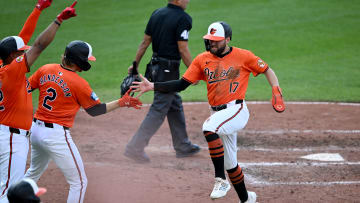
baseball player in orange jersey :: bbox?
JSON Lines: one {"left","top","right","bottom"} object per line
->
{"left": 24, "top": 40, "right": 142, "bottom": 203}
{"left": 0, "top": 1, "right": 77, "bottom": 202}
{"left": 131, "top": 21, "right": 285, "bottom": 203}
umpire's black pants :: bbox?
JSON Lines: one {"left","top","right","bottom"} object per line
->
{"left": 126, "top": 91, "right": 192, "bottom": 153}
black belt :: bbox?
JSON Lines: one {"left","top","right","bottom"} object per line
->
{"left": 211, "top": 99, "right": 243, "bottom": 111}
{"left": 157, "top": 57, "right": 180, "bottom": 64}
{"left": 152, "top": 53, "right": 180, "bottom": 65}
{"left": 9, "top": 127, "right": 29, "bottom": 135}
{"left": 33, "top": 118, "right": 69, "bottom": 130}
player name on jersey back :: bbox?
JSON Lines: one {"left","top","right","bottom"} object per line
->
{"left": 39, "top": 73, "right": 71, "bottom": 97}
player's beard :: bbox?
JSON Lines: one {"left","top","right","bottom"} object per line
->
{"left": 210, "top": 42, "right": 226, "bottom": 57}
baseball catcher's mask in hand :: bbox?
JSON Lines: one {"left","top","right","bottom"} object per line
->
{"left": 272, "top": 86, "right": 285, "bottom": 113}
{"left": 121, "top": 61, "right": 141, "bottom": 96}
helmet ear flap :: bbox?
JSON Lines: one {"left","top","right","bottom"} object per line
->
{"left": 79, "top": 62, "right": 91, "bottom": 71}
{"left": 204, "top": 39, "right": 210, "bottom": 51}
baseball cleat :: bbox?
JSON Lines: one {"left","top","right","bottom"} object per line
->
{"left": 241, "top": 191, "right": 257, "bottom": 203}
{"left": 175, "top": 144, "right": 201, "bottom": 158}
{"left": 210, "top": 177, "right": 231, "bottom": 199}
{"left": 124, "top": 149, "right": 150, "bottom": 163}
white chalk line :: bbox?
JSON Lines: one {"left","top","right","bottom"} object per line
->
{"left": 241, "top": 146, "right": 359, "bottom": 152}
{"left": 241, "top": 161, "right": 360, "bottom": 167}
{"left": 245, "top": 174, "right": 360, "bottom": 186}
{"left": 251, "top": 180, "right": 360, "bottom": 186}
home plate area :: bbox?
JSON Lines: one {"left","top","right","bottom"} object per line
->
{"left": 35, "top": 102, "right": 360, "bottom": 203}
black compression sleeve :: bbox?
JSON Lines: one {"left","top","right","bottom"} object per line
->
{"left": 154, "top": 78, "right": 191, "bottom": 93}
{"left": 85, "top": 103, "right": 107, "bottom": 117}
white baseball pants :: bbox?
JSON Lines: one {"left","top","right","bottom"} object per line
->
{"left": 202, "top": 101, "right": 249, "bottom": 170}
{"left": 25, "top": 120, "right": 87, "bottom": 203}
{"left": 0, "top": 125, "right": 29, "bottom": 203}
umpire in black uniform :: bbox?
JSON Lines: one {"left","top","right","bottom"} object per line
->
{"left": 124, "top": 0, "right": 200, "bottom": 163}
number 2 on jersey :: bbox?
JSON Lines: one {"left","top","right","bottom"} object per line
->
{"left": 229, "top": 82, "right": 239, "bottom": 93}
{"left": 42, "top": 88, "right": 57, "bottom": 110}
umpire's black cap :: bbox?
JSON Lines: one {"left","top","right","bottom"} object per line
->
{"left": 7, "top": 178, "right": 47, "bottom": 203}
{"left": 64, "top": 40, "right": 96, "bottom": 71}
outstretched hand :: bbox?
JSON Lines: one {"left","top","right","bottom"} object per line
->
{"left": 272, "top": 86, "right": 285, "bottom": 113}
{"left": 56, "top": 1, "right": 77, "bottom": 23}
{"left": 36, "top": 0, "right": 53, "bottom": 11}
{"left": 118, "top": 89, "right": 142, "bottom": 109}
{"left": 130, "top": 74, "right": 154, "bottom": 98}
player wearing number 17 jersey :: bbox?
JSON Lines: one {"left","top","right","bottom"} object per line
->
{"left": 131, "top": 21, "right": 285, "bottom": 203}
{"left": 25, "top": 40, "right": 142, "bottom": 203}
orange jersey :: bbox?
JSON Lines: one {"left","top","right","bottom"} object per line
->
{"left": 0, "top": 54, "right": 33, "bottom": 130}
{"left": 183, "top": 47, "right": 269, "bottom": 106}
{"left": 29, "top": 64, "right": 101, "bottom": 127}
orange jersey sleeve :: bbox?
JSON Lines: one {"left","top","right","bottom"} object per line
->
{"left": 18, "top": 8, "right": 41, "bottom": 44}
{"left": 30, "top": 64, "right": 101, "bottom": 127}
{"left": 182, "top": 55, "right": 206, "bottom": 83}
{"left": 0, "top": 55, "right": 33, "bottom": 130}
{"left": 183, "top": 47, "right": 269, "bottom": 106}
{"left": 0, "top": 8, "right": 41, "bottom": 66}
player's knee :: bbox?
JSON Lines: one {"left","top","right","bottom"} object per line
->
{"left": 82, "top": 176, "right": 88, "bottom": 189}
{"left": 70, "top": 175, "right": 88, "bottom": 190}
{"left": 202, "top": 122, "right": 215, "bottom": 132}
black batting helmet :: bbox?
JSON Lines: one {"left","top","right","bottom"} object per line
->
{"left": 64, "top": 40, "right": 96, "bottom": 71}
{"left": 0, "top": 36, "right": 30, "bottom": 61}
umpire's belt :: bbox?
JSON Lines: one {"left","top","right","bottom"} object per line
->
{"left": 152, "top": 53, "right": 180, "bottom": 65}
{"left": 33, "top": 118, "right": 69, "bottom": 130}
{"left": 157, "top": 57, "right": 180, "bottom": 65}
{"left": 0, "top": 124, "right": 29, "bottom": 135}
{"left": 211, "top": 99, "right": 243, "bottom": 112}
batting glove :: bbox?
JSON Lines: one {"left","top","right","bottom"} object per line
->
{"left": 272, "top": 86, "right": 285, "bottom": 113}
{"left": 36, "top": 0, "right": 52, "bottom": 11}
{"left": 56, "top": 1, "right": 77, "bottom": 23}
{"left": 118, "top": 89, "right": 142, "bottom": 109}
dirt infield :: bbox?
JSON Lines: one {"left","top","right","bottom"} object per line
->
{"left": 34, "top": 102, "right": 360, "bottom": 203}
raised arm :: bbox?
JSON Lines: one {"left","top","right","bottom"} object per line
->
{"left": 25, "top": 1, "right": 77, "bottom": 68}
{"left": 18, "top": 0, "right": 53, "bottom": 44}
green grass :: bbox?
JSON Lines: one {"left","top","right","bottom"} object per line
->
{"left": 1, "top": 0, "right": 360, "bottom": 107}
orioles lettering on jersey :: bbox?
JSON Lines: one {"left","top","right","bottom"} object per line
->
{"left": 39, "top": 73, "right": 71, "bottom": 97}
{"left": 204, "top": 66, "right": 240, "bottom": 84}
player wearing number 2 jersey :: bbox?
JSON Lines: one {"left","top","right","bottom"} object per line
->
{"left": 131, "top": 21, "right": 285, "bottom": 203}
{"left": 24, "top": 40, "right": 142, "bottom": 203}
{"left": 0, "top": 1, "right": 76, "bottom": 202}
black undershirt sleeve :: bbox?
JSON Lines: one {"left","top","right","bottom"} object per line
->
{"left": 154, "top": 78, "right": 191, "bottom": 93}
{"left": 85, "top": 103, "right": 107, "bottom": 117}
